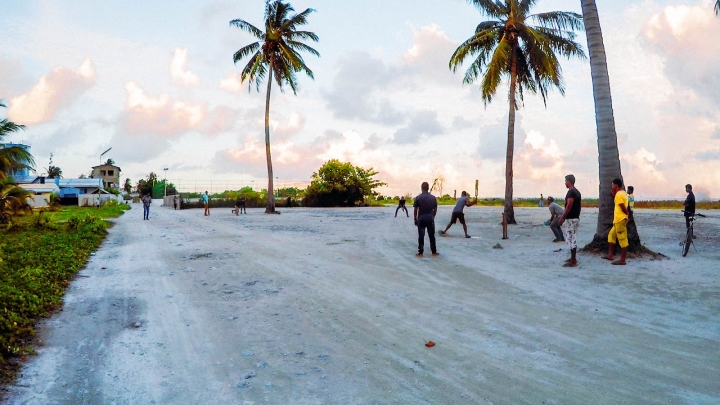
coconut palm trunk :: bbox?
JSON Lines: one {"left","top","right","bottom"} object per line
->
{"left": 504, "top": 50, "right": 518, "bottom": 225}
{"left": 581, "top": 0, "right": 640, "bottom": 247}
{"left": 264, "top": 70, "right": 276, "bottom": 213}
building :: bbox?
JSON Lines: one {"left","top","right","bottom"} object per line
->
{"left": 1, "top": 141, "right": 36, "bottom": 184}
{"left": 19, "top": 182, "right": 60, "bottom": 208}
{"left": 91, "top": 163, "right": 121, "bottom": 190}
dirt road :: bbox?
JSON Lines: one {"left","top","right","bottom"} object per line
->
{"left": 5, "top": 204, "right": 720, "bottom": 404}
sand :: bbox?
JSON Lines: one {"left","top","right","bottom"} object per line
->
{"left": 4, "top": 203, "right": 720, "bottom": 404}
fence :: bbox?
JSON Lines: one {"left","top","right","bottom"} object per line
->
{"left": 166, "top": 179, "right": 310, "bottom": 195}
{"left": 78, "top": 194, "right": 123, "bottom": 207}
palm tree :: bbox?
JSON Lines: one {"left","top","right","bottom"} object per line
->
{"left": 123, "top": 178, "right": 133, "bottom": 194}
{"left": 450, "top": 0, "right": 585, "bottom": 224}
{"left": 104, "top": 158, "right": 115, "bottom": 166}
{"left": 0, "top": 100, "right": 35, "bottom": 179}
{"left": 716, "top": 0, "right": 719, "bottom": 15}
{"left": 46, "top": 166, "right": 62, "bottom": 178}
{"left": 0, "top": 178, "right": 30, "bottom": 223}
{"left": 580, "top": 0, "right": 640, "bottom": 248}
{"left": 230, "top": 0, "right": 319, "bottom": 213}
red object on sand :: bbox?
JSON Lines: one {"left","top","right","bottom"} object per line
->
{"left": 425, "top": 341, "right": 435, "bottom": 347}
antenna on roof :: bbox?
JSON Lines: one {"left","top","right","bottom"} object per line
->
{"left": 100, "top": 147, "right": 112, "bottom": 164}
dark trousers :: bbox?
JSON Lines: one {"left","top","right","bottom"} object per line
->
{"left": 143, "top": 206, "right": 149, "bottom": 220}
{"left": 550, "top": 218, "right": 564, "bottom": 240}
{"left": 417, "top": 219, "right": 437, "bottom": 254}
{"left": 395, "top": 206, "right": 408, "bottom": 217}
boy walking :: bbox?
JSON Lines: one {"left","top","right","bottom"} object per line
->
{"left": 203, "top": 191, "right": 210, "bottom": 216}
{"left": 141, "top": 193, "right": 152, "bottom": 220}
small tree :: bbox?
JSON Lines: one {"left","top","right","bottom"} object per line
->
{"left": 303, "top": 159, "right": 386, "bottom": 207}
{"left": 46, "top": 192, "right": 61, "bottom": 211}
{"left": 123, "top": 178, "right": 133, "bottom": 194}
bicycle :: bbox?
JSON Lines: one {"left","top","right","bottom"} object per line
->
{"left": 681, "top": 210, "right": 705, "bottom": 257}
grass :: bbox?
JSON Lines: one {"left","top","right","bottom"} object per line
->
{"left": 0, "top": 202, "right": 130, "bottom": 383}
{"left": 383, "top": 198, "right": 719, "bottom": 210}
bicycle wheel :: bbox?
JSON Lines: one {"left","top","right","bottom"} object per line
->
{"left": 682, "top": 226, "right": 692, "bottom": 257}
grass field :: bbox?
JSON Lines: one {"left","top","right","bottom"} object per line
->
{"left": 0, "top": 202, "right": 130, "bottom": 383}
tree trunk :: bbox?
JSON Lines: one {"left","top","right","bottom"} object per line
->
{"left": 580, "top": 0, "right": 640, "bottom": 247}
{"left": 504, "top": 49, "right": 517, "bottom": 225}
{"left": 264, "top": 70, "right": 276, "bottom": 214}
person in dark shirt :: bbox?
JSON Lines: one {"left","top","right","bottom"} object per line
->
{"left": 557, "top": 174, "right": 581, "bottom": 267}
{"left": 413, "top": 182, "right": 438, "bottom": 257}
{"left": 683, "top": 184, "right": 695, "bottom": 229}
{"left": 395, "top": 196, "right": 409, "bottom": 217}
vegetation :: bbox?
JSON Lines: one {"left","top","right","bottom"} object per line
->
{"left": 44, "top": 154, "right": 62, "bottom": 178}
{"left": 450, "top": 0, "right": 585, "bottom": 225}
{"left": 716, "top": 0, "right": 719, "bottom": 16}
{"left": 0, "top": 100, "right": 35, "bottom": 180}
{"left": 231, "top": 0, "right": 320, "bottom": 213}
{"left": 303, "top": 160, "right": 386, "bottom": 207}
{"left": 0, "top": 203, "right": 129, "bottom": 382}
{"left": 0, "top": 179, "right": 31, "bottom": 224}
{"left": 123, "top": 178, "right": 132, "bottom": 194}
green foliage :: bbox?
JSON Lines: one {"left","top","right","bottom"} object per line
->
{"left": 0, "top": 179, "right": 31, "bottom": 221}
{"left": 0, "top": 205, "right": 124, "bottom": 381}
{"left": 303, "top": 160, "right": 387, "bottom": 207}
{"left": 46, "top": 192, "right": 61, "bottom": 212}
{"left": 0, "top": 100, "right": 35, "bottom": 179}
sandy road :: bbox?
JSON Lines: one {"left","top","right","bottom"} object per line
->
{"left": 5, "top": 203, "right": 720, "bottom": 404}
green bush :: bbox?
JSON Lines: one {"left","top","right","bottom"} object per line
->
{"left": 303, "top": 160, "right": 386, "bottom": 207}
{"left": 0, "top": 206, "right": 123, "bottom": 382}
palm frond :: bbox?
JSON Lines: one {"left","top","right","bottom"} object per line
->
{"left": 465, "top": 0, "right": 507, "bottom": 19}
{"left": 449, "top": 24, "right": 501, "bottom": 72}
{"left": 286, "top": 30, "right": 320, "bottom": 42}
{"left": 284, "top": 8, "right": 315, "bottom": 30}
{"left": 287, "top": 40, "right": 320, "bottom": 57}
{"left": 233, "top": 42, "right": 261, "bottom": 64}
{"left": 229, "top": 19, "right": 264, "bottom": 39}
{"left": 715, "top": 0, "right": 719, "bottom": 15}
{"left": 530, "top": 11, "right": 585, "bottom": 32}
{"left": 481, "top": 38, "right": 512, "bottom": 105}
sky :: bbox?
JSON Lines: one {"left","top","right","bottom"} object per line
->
{"left": 1, "top": 0, "right": 719, "bottom": 200}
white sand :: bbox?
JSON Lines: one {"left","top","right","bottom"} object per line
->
{"left": 5, "top": 204, "right": 720, "bottom": 404}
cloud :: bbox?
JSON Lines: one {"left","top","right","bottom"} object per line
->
{"left": 212, "top": 138, "right": 303, "bottom": 176}
{"left": 452, "top": 116, "right": 475, "bottom": 130}
{"left": 271, "top": 111, "right": 306, "bottom": 137}
{"left": 123, "top": 81, "right": 205, "bottom": 135}
{"left": 621, "top": 147, "right": 666, "bottom": 182}
{"left": 324, "top": 51, "right": 402, "bottom": 124}
{"left": 400, "top": 24, "right": 459, "bottom": 87}
{"left": 393, "top": 110, "right": 444, "bottom": 144}
{"left": 515, "top": 130, "right": 565, "bottom": 181}
{"left": 8, "top": 58, "right": 96, "bottom": 125}
{"left": 712, "top": 128, "right": 720, "bottom": 140}
{"left": 0, "top": 56, "right": 30, "bottom": 96}
{"left": 476, "top": 117, "right": 523, "bottom": 160}
{"left": 218, "top": 72, "right": 244, "bottom": 93}
{"left": 170, "top": 48, "right": 200, "bottom": 87}
{"left": 695, "top": 149, "right": 720, "bottom": 161}
{"left": 642, "top": 4, "right": 720, "bottom": 106}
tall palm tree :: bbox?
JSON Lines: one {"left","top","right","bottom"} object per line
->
{"left": 0, "top": 100, "right": 35, "bottom": 179}
{"left": 0, "top": 178, "right": 30, "bottom": 223}
{"left": 450, "top": 0, "right": 586, "bottom": 224}
{"left": 580, "top": 0, "right": 640, "bottom": 247}
{"left": 231, "top": 0, "right": 319, "bottom": 213}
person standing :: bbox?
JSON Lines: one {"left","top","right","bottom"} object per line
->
{"left": 395, "top": 196, "right": 409, "bottom": 217}
{"left": 606, "top": 178, "right": 629, "bottom": 265}
{"left": 413, "top": 182, "right": 438, "bottom": 257}
{"left": 141, "top": 193, "right": 152, "bottom": 220}
{"left": 539, "top": 193, "right": 544, "bottom": 208}
{"left": 556, "top": 174, "right": 581, "bottom": 267}
{"left": 203, "top": 191, "right": 210, "bottom": 216}
{"left": 174, "top": 194, "right": 179, "bottom": 210}
{"left": 439, "top": 191, "right": 476, "bottom": 238}
{"left": 546, "top": 196, "right": 564, "bottom": 242}
{"left": 683, "top": 184, "right": 695, "bottom": 229}
{"left": 626, "top": 186, "right": 635, "bottom": 214}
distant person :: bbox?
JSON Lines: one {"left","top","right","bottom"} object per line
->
{"left": 395, "top": 196, "right": 409, "bottom": 217}
{"left": 203, "top": 191, "right": 210, "bottom": 216}
{"left": 539, "top": 193, "right": 544, "bottom": 208}
{"left": 439, "top": 191, "right": 476, "bottom": 238}
{"left": 413, "top": 182, "right": 438, "bottom": 257}
{"left": 546, "top": 196, "right": 564, "bottom": 242}
{"left": 683, "top": 184, "right": 695, "bottom": 229}
{"left": 141, "top": 193, "right": 152, "bottom": 220}
{"left": 605, "top": 178, "right": 629, "bottom": 265}
{"left": 233, "top": 195, "right": 247, "bottom": 215}
{"left": 239, "top": 195, "right": 247, "bottom": 214}
{"left": 627, "top": 186, "right": 634, "bottom": 213}
{"left": 556, "top": 174, "right": 581, "bottom": 267}
{"left": 174, "top": 194, "right": 179, "bottom": 210}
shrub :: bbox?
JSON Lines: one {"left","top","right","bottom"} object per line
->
{"left": 303, "top": 160, "right": 386, "bottom": 207}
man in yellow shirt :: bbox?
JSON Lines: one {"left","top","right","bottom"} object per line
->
{"left": 605, "top": 178, "right": 629, "bottom": 265}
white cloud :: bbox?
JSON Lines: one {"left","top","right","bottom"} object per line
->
{"left": 8, "top": 58, "right": 95, "bottom": 124}
{"left": 621, "top": 147, "right": 666, "bottom": 182}
{"left": 218, "top": 72, "right": 244, "bottom": 93}
{"left": 123, "top": 81, "right": 204, "bottom": 135}
{"left": 169, "top": 48, "right": 200, "bottom": 87}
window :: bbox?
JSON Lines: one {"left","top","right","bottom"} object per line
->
{"left": 100, "top": 170, "right": 106, "bottom": 176}
{"left": 108, "top": 170, "right": 114, "bottom": 176}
